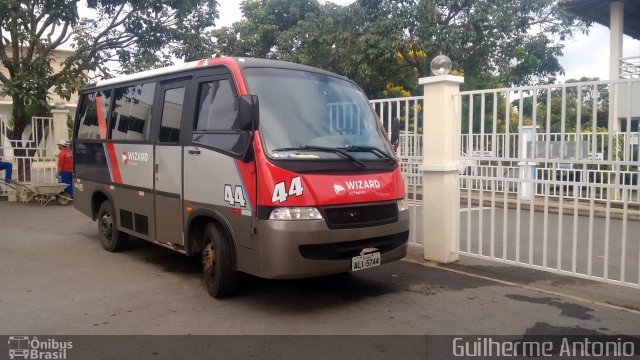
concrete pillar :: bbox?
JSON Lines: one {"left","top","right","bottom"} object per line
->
{"left": 51, "top": 109, "right": 70, "bottom": 155}
{"left": 609, "top": 1, "right": 624, "bottom": 133}
{"left": 420, "top": 75, "right": 464, "bottom": 263}
{"left": 609, "top": 1, "right": 624, "bottom": 81}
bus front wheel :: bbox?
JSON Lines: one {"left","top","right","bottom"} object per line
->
{"left": 97, "top": 201, "right": 129, "bottom": 252}
{"left": 202, "top": 223, "right": 238, "bottom": 298}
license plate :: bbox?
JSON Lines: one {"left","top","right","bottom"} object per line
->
{"left": 351, "top": 252, "right": 381, "bottom": 271}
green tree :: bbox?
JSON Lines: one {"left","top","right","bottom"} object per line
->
{"left": 210, "top": 0, "right": 320, "bottom": 58}
{"left": 276, "top": 3, "right": 411, "bottom": 96}
{"left": 406, "top": 0, "right": 591, "bottom": 88}
{"left": 0, "top": 0, "right": 218, "bottom": 137}
{"left": 517, "top": 78, "right": 609, "bottom": 133}
{"left": 213, "top": 0, "right": 591, "bottom": 99}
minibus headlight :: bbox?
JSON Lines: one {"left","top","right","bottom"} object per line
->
{"left": 269, "top": 207, "right": 324, "bottom": 220}
{"left": 397, "top": 199, "right": 409, "bottom": 212}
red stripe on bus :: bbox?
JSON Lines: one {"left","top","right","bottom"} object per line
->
{"left": 96, "top": 96, "right": 107, "bottom": 140}
{"left": 105, "top": 143, "right": 122, "bottom": 183}
{"left": 235, "top": 158, "right": 256, "bottom": 211}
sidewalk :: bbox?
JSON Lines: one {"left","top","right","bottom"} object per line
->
{"left": 406, "top": 244, "right": 640, "bottom": 315}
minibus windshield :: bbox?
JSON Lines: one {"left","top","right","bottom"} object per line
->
{"left": 244, "top": 68, "right": 394, "bottom": 162}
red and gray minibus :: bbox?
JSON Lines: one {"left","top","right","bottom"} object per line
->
{"left": 72, "top": 57, "right": 409, "bottom": 297}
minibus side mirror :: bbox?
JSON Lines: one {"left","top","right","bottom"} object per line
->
{"left": 238, "top": 95, "right": 259, "bottom": 131}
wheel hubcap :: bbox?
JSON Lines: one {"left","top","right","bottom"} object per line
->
{"left": 203, "top": 242, "right": 216, "bottom": 276}
{"left": 100, "top": 212, "right": 113, "bottom": 240}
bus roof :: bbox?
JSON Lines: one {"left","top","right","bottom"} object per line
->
{"left": 89, "top": 57, "right": 348, "bottom": 90}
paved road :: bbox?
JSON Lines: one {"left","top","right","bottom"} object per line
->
{"left": 0, "top": 201, "right": 639, "bottom": 336}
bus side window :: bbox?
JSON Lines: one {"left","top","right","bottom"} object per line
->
{"left": 194, "top": 79, "right": 238, "bottom": 131}
{"left": 110, "top": 82, "right": 156, "bottom": 141}
{"left": 76, "top": 90, "right": 112, "bottom": 140}
{"left": 158, "top": 87, "right": 185, "bottom": 143}
{"left": 192, "top": 79, "right": 245, "bottom": 156}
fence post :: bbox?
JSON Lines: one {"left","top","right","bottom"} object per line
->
{"left": 519, "top": 126, "right": 537, "bottom": 200}
{"left": 51, "top": 109, "right": 70, "bottom": 152}
{"left": 420, "top": 75, "right": 464, "bottom": 263}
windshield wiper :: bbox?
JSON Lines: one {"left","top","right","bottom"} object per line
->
{"left": 272, "top": 145, "right": 366, "bottom": 168}
{"left": 341, "top": 145, "right": 396, "bottom": 162}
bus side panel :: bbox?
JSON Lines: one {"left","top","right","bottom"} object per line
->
{"left": 183, "top": 147, "right": 254, "bottom": 249}
{"left": 74, "top": 142, "right": 112, "bottom": 184}
{"left": 73, "top": 178, "right": 156, "bottom": 241}
{"left": 109, "top": 184, "right": 155, "bottom": 241}
{"left": 107, "top": 143, "right": 155, "bottom": 241}
{"left": 73, "top": 142, "right": 111, "bottom": 219}
{"left": 74, "top": 142, "right": 154, "bottom": 190}
{"left": 72, "top": 178, "right": 96, "bottom": 219}
{"left": 108, "top": 144, "right": 154, "bottom": 190}
{"left": 75, "top": 142, "right": 156, "bottom": 241}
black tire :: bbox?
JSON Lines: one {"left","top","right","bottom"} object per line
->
{"left": 97, "top": 201, "right": 128, "bottom": 252}
{"left": 202, "top": 223, "right": 238, "bottom": 298}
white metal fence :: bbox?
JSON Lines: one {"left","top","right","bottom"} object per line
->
{"left": 0, "top": 116, "right": 57, "bottom": 194}
{"left": 460, "top": 132, "right": 639, "bottom": 202}
{"left": 371, "top": 78, "right": 640, "bottom": 288}
{"left": 371, "top": 96, "right": 424, "bottom": 244}
{"left": 457, "top": 79, "right": 640, "bottom": 288}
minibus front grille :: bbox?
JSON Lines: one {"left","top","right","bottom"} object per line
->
{"left": 299, "top": 231, "right": 409, "bottom": 260}
{"left": 321, "top": 202, "right": 398, "bottom": 229}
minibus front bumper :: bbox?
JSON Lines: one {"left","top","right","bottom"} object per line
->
{"left": 253, "top": 209, "right": 409, "bottom": 279}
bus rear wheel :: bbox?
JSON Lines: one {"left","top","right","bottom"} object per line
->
{"left": 97, "top": 200, "right": 128, "bottom": 252}
{"left": 202, "top": 223, "right": 238, "bottom": 298}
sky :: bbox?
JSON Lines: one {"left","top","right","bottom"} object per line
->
{"left": 216, "top": 0, "right": 640, "bottom": 82}
{"left": 216, "top": 0, "right": 355, "bottom": 28}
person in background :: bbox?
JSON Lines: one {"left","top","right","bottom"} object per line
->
{"left": 0, "top": 147, "right": 12, "bottom": 183}
{"left": 56, "top": 140, "right": 73, "bottom": 197}
{"left": 0, "top": 160, "right": 12, "bottom": 183}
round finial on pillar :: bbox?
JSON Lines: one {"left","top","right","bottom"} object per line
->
{"left": 430, "top": 54, "right": 452, "bottom": 76}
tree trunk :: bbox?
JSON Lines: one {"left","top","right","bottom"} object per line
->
{"left": 7, "top": 94, "right": 33, "bottom": 182}
{"left": 9, "top": 93, "right": 27, "bottom": 140}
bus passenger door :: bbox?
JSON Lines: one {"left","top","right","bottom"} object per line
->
{"left": 184, "top": 75, "right": 256, "bottom": 249}
{"left": 153, "top": 81, "right": 187, "bottom": 247}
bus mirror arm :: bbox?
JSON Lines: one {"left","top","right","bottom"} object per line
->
{"left": 239, "top": 95, "right": 260, "bottom": 131}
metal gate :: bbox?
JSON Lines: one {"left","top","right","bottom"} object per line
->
{"left": 0, "top": 116, "right": 57, "bottom": 191}
{"left": 371, "top": 78, "right": 639, "bottom": 288}
{"left": 457, "top": 79, "right": 640, "bottom": 288}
